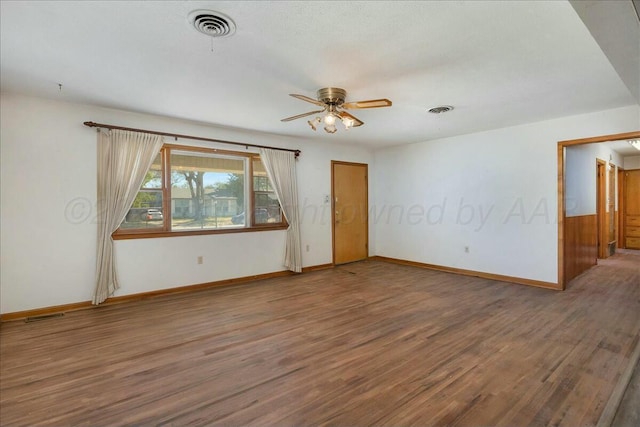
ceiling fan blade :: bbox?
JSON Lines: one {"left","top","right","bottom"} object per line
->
{"left": 281, "top": 109, "right": 326, "bottom": 122}
{"left": 338, "top": 111, "right": 364, "bottom": 127}
{"left": 289, "top": 93, "right": 325, "bottom": 107}
{"left": 342, "top": 98, "right": 392, "bottom": 109}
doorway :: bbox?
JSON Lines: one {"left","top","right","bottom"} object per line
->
{"left": 332, "top": 161, "right": 368, "bottom": 265}
{"left": 557, "top": 130, "right": 640, "bottom": 289}
{"left": 618, "top": 167, "right": 625, "bottom": 246}
{"left": 596, "top": 159, "right": 607, "bottom": 259}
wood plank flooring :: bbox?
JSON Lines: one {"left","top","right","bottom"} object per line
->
{"left": 1, "top": 256, "right": 639, "bottom": 426}
{"left": 612, "top": 357, "right": 640, "bottom": 426}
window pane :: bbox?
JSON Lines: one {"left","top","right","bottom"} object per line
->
{"left": 142, "top": 154, "right": 162, "bottom": 189}
{"left": 120, "top": 154, "right": 164, "bottom": 230}
{"left": 171, "top": 151, "right": 245, "bottom": 230}
{"left": 253, "top": 159, "right": 282, "bottom": 224}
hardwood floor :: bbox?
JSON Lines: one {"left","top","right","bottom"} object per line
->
{"left": 612, "top": 357, "right": 640, "bottom": 427}
{"left": 1, "top": 256, "right": 639, "bottom": 426}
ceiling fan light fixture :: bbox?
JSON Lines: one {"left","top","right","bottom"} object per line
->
{"left": 324, "top": 124, "right": 337, "bottom": 134}
{"left": 342, "top": 117, "right": 355, "bottom": 130}
{"left": 308, "top": 117, "right": 321, "bottom": 131}
{"left": 281, "top": 87, "right": 391, "bottom": 133}
{"left": 323, "top": 113, "right": 337, "bottom": 126}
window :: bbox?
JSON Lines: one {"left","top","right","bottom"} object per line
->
{"left": 253, "top": 158, "right": 282, "bottom": 224}
{"left": 120, "top": 153, "right": 164, "bottom": 230}
{"left": 170, "top": 150, "right": 245, "bottom": 230}
{"left": 115, "top": 145, "right": 286, "bottom": 238}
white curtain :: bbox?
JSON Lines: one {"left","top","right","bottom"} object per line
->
{"left": 258, "top": 148, "right": 303, "bottom": 272}
{"left": 94, "top": 129, "right": 164, "bottom": 304}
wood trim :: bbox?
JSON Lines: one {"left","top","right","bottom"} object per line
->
{"left": 113, "top": 224, "right": 288, "bottom": 240}
{"left": 250, "top": 155, "right": 256, "bottom": 226}
{"left": 597, "top": 159, "right": 607, "bottom": 259}
{"left": 0, "top": 301, "right": 96, "bottom": 323}
{"left": 608, "top": 164, "right": 616, "bottom": 251}
{"left": 163, "top": 143, "right": 257, "bottom": 158}
{"left": 558, "top": 131, "right": 640, "bottom": 146}
{"left": 161, "top": 147, "right": 170, "bottom": 232}
{"left": 0, "top": 263, "right": 335, "bottom": 322}
{"left": 370, "top": 256, "right": 560, "bottom": 290}
{"left": 557, "top": 130, "right": 640, "bottom": 288}
{"left": 558, "top": 144, "right": 565, "bottom": 289}
{"left": 332, "top": 162, "right": 335, "bottom": 264}
{"left": 618, "top": 168, "right": 625, "bottom": 247}
{"left": 301, "top": 263, "right": 334, "bottom": 272}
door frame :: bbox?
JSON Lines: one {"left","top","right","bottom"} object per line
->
{"left": 607, "top": 162, "right": 617, "bottom": 253}
{"left": 618, "top": 167, "right": 625, "bottom": 247}
{"left": 596, "top": 159, "right": 607, "bottom": 259}
{"left": 331, "top": 160, "right": 369, "bottom": 265}
{"left": 557, "top": 130, "right": 640, "bottom": 289}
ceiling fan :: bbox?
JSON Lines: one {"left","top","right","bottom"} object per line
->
{"left": 281, "top": 87, "right": 392, "bottom": 133}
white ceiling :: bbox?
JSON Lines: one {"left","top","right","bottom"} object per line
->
{"left": 607, "top": 139, "right": 640, "bottom": 156}
{"left": 1, "top": 1, "right": 637, "bottom": 148}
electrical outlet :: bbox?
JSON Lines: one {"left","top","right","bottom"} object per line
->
{"left": 464, "top": 246, "right": 470, "bottom": 253}
{"left": 197, "top": 256, "right": 203, "bottom": 264}
{"left": 306, "top": 244, "right": 310, "bottom": 252}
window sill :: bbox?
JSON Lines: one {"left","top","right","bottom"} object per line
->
{"left": 112, "top": 224, "right": 288, "bottom": 240}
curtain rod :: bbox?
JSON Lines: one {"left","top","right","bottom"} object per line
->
{"left": 83, "top": 121, "right": 301, "bottom": 157}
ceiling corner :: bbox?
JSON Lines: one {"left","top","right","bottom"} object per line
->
{"left": 569, "top": 0, "right": 640, "bottom": 104}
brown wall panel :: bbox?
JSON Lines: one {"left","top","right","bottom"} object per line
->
{"left": 564, "top": 214, "right": 597, "bottom": 283}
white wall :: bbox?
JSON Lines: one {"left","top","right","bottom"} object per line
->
{"left": 0, "top": 93, "right": 374, "bottom": 313}
{"left": 565, "top": 143, "right": 623, "bottom": 217}
{"left": 2, "top": 93, "right": 637, "bottom": 313}
{"left": 373, "top": 105, "right": 639, "bottom": 284}
{"left": 624, "top": 155, "right": 640, "bottom": 170}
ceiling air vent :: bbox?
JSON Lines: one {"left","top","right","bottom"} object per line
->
{"left": 188, "top": 10, "right": 236, "bottom": 38}
{"left": 428, "top": 105, "right": 454, "bottom": 114}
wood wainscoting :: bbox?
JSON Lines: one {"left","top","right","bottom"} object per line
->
{"left": 564, "top": 214, "right": 597, "bottom": 283}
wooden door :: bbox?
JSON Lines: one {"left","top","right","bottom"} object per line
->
{"left": 332, "top": 161, "right": 368, "bottom": 264}
{"left": 618, "top": 168, "right": 625, "bottom": 247}
{"left": 608, "top": 165, "right": 616, "bottom": 248}
{"left": 596, "top": 160, "right": 607, "bottom": 259}
{"left": 624, "top": 170, "right": 640, "bottom": 249}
